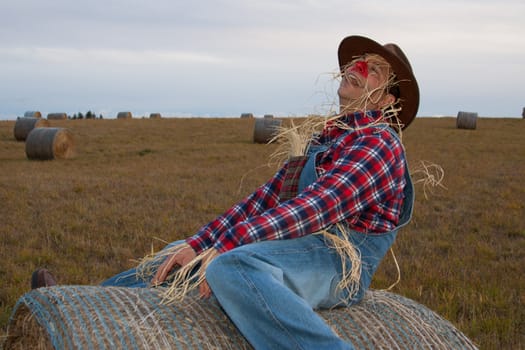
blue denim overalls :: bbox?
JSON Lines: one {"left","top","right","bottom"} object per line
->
{"left": 296, "top": 126, "right": 414, "bottom": 303}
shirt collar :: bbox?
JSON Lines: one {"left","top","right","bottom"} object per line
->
{"left": 318, "top": 110, "right": 383, "bottom": 143}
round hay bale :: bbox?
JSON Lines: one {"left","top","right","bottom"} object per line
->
{"left": 13, "top": 117, "right": 50, "bottom": 141}
{"left": 253, "top": 118, "right": 282, "bottom": 144}
{"left": 25, "top": 128, "right": 75, "bottom": 160}
{"left": 4, "top": 286, "right": 479, "bottom": 349}
{"left": 24, "top": 111, "right": 42, "bottom": 118}
{"left": 149, "top": 113, "right": 162, "bottom": 119}
{"left": 117, "top": 111, "right": 133, "bottom": 119}
{"left": 240, "top": 113, "right": 254, "bottom": 118}
{"left": 47, "top": 112, "right": 68, "bottom": 120}
{"left": 456, "top": 111, "right": 477, "bottom": 130}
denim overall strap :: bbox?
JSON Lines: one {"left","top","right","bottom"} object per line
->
{"left": 297, "top": 143, "right": 329, "bottom": 192}
{"left": 384, "top": 127, "right": 414, "bottom": 228}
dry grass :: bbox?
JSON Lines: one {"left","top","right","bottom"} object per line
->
{"left": 0, "top": 117, "right": 523, "bottom": 349}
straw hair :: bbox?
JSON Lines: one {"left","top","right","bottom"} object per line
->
{"left": 25, "top": 128, "right": 75, "bottom": 160}
{"left": 13, "top": 117, "right": 50, "bottom": 141}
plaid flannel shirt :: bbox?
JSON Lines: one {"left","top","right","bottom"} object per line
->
{"left": 186, "top": 111, "right": 407, "bottom": 254}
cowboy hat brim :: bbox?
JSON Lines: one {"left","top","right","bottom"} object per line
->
{"left": 338, "top": 35, "right": 420, "bottom": 129}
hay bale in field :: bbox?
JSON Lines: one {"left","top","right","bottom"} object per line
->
{"left": 456, "top": 111, "right": 477, "bottom": 130}
{"left": 13, "top": 117, "right": 50, "bottom": 141}
{"left": 117, "top": 111, "right": 133, "bottom": 119}
{"left": 47, "top": 112, "right": 68, "bottom": 120}
{"left": 23, "top": 111, "right": 42, "bottom": 118}
{"left": 253, "top": 118, "right": 282, "bottom": 143}
{"left": 4, "top": 286, "right": 478, "bottom": 349}
{"left": 240, "top": 113, "right": 254, "bottom": 118}
{"left": 25, "top": 128, "right": 75, "bottom": 160}
{"left": 149, "top": 113, "right": 162, "bottom": 119}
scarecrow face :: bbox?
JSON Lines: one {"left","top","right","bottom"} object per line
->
{"left": 338, "top": 54, "right": 395, "bottom": 111}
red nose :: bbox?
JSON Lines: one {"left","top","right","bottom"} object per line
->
{"left": 350, "top": 60, "right": 368, "bottom": 78}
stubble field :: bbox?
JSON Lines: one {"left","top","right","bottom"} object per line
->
{"left": 0, "top": 117, "right": 523, "bottom": 349}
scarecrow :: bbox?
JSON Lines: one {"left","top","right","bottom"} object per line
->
{"left": 33, "top": 35, "right": 420, "bottom": 349}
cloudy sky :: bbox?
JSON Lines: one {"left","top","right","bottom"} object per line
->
{"left": 0, "top": 0, "right": 523, "bottom": 119}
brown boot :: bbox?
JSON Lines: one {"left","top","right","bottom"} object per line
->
{"left": 31, "top": 268, "right": 57, "bottom": 289}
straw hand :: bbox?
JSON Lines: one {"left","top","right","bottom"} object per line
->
{"left": 151, "top": 243, "right": 196, "bottom": 286}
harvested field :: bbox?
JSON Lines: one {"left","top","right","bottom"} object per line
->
{"left": 0, "top": 117, "right": 523, "bottom": 349}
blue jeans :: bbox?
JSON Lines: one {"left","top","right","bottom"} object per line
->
{"left": 206, "top": 230, "right": 397, "bottom": 350}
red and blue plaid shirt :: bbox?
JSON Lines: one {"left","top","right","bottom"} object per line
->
{"left": 187, "top": 111, "right": 407, "bottom": 254}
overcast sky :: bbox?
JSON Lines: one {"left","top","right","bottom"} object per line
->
{"left": 0, "top": 0, "right": 523, "bottom": 119}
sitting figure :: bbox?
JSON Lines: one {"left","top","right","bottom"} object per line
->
{"left": 33, "top": 34, "right": 420, "bottom": 350}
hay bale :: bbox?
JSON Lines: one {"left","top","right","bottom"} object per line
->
{"left": 456, "top": 111, "right": 477, "bottom": 130}
{"left": 4, "top": 287, "right": 478, "bottom": 349}
{"left": 25, "top": 128, "right": 75, "bottom": 160}
{"left": 263, "top": 114, "right": 274, "bottom": 119}
{"left": 149, "top": 113, "right": 162, "bottom": 119}
{"left": 23, "top": 111, "right": 42, "bottom": 118}
{"left": 13, "top": 117, "right": 50, "bottom": 141}
{"left": 47, "top": 113, "right": 68, "bottom": 120}
{"left": 240, "top": 113, "right": 254, "bottom": 118}
{"left": 253, "top": 118, "right": 282, "bottom": 143}
{"left": 117, "top": 111, "right": 133, "bottom": 119}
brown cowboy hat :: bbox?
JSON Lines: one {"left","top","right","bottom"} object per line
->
{"left": 338, "top": 35, "right": 420, "bottom": 129}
